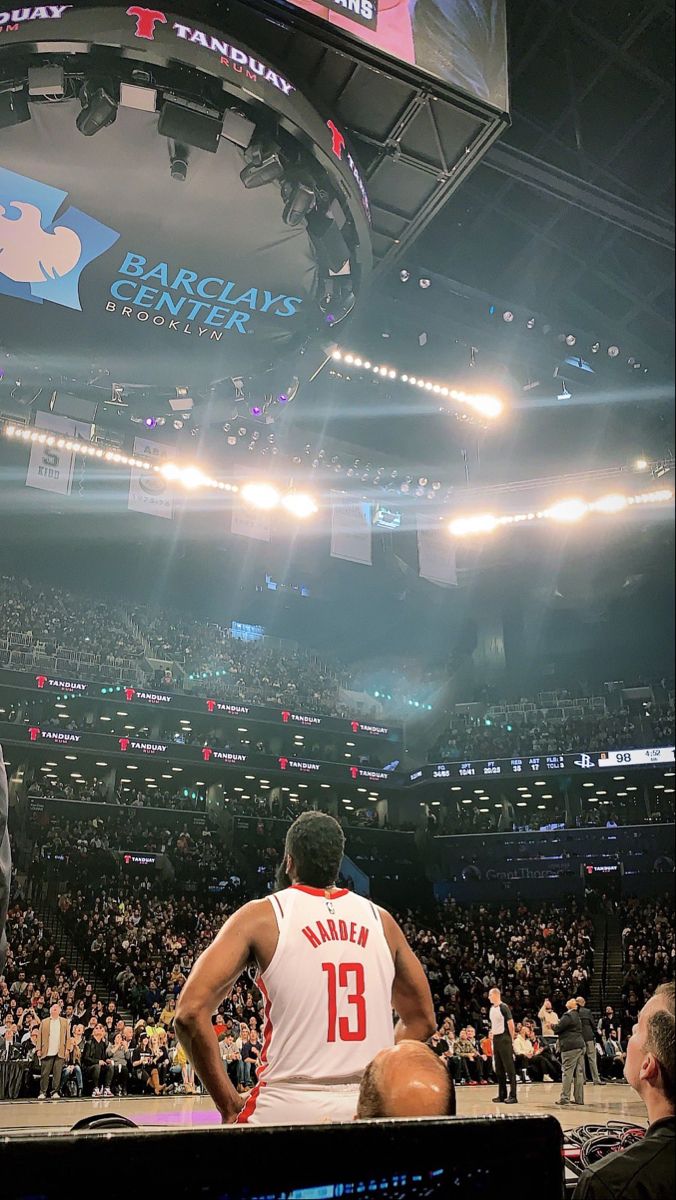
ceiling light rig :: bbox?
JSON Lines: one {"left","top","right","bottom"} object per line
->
{"left": 4, "top": 423, "right": 317, "bottom": 517}
{"left": 4, "top": 423, "right": 239, "bottom": 492}
{"left": 485, "top": 305, "right": 651, "bottom": 375}
{"left": 448, "top": 489, "right": 673, "bottom": 537}
{"left": 330, "top": 350, "right": 503, "bottom": 420}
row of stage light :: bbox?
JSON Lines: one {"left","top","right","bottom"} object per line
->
{"left": 3, "top": 425, "right": 317, "bottom": 517}
{"left": 449, "top": 489, "right": 674, "bottom": 537}
{"left": 5, "top": 424, "right": 672, "bottom": 532}
{"left": 329, "top": 351, "right": 504, "bottom": 419}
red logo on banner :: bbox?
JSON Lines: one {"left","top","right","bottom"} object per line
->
{"left": 281, "top": 711, "right": 291, "bottom": 723}
{"left": 278, "top": 756, "right": 289, "bottom": 771}
{"left": 124, "top": 687, "right": 136, "bottom": 702}
{"left": 35, "top": 675, "right": 47, "bottom": 690}
{"left": 350, "top": 721, "right": 360, "bottom": 734}
{"left": 327, "top": 119, "right": 346, "bottom": 161}
{"left": 29, "top": 726, "right": 40, "bottom": 742}
{"left": 126, "top": 6, "right": 167, "bottom": 40}
{"left": 201, "top": 747, "right": 213, "bottom": 762}
{"left": 349, "top": 766, "right": 359, "bottom": 780}
{"left": 206, "top": 699, "right": 216, "bottom": 714}
{"left": 118, "top": 737, "right": 130, "bottom": 752}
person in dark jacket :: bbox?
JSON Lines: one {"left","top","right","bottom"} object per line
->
{"left": 573, "top": 983, "right": 674, "bottom": 1199}
{"left": 577, "top": 996, "right": 606, "bottom": 1086}
{"left": 554, "top": 998, "right": 586, "bottom": 1107}
{"left": 82, "top": 1024, "right": 114, "bottom": 1096}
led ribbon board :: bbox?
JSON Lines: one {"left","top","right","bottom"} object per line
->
{"left": 0, "top": 2, "right": 371, "bottom": 396}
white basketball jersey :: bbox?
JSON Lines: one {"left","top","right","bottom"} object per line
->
{"left": 255, "top": 885, "right": 395, "bottom": 1085}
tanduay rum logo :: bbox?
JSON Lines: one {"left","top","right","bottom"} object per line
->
{"left": 0, "top": 166, "right": 119, "bottom": 309}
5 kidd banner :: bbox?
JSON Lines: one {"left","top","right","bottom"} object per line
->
{"left": 128, "top": 437, "right": 174, "bottom": 520}
{"left": 25, "top": 411, "right": 92, "bottom": 496}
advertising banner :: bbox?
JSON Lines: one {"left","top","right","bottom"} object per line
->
{"left": 278, "top": 0, "right": 508, "bottom": 110}
{"left": 128, "top": 437, "right": 174, "bottom": 520}
{"left": 0, "top": 669, "right": 403, "bottom": 739}
{"left": 417, "top": 519, "right": 457, "bottom": 587}
{"left": 330, "top": 493, "right": 372, "bottom": 565}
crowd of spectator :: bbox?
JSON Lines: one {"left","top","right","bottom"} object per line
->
{"left": 0, "top": 576, "right": 145, "bottom": 670}
{"left": 27, "top": 777, "right": 206, "bottom": 812}
{"left": 1, "top": 575, "right": 348, "bottom": 716}
{"left": 130, "top": 607, "right": 341, "bottom": 712}
{"left": 403, "top": 898, "right": 594, "bottom": 1032}
{"left": 183, "top": 634, "right": 341, "bottom": 715}
{"left": 429, "top": 698, "right": 674, "bottom": 764}
{"left": 619, "top": 897, "right": 675, "bottom": 1022}
{"left": 2, "top": 857, "right": 674, "bottom": 1101}
{"left": 22, "top": 809, "right": 230, "bottom": 894}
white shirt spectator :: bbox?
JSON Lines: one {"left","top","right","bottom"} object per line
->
{"left": 47, "top": 1017, "right": 61, "bottom": 1057}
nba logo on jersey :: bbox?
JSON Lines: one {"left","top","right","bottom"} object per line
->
{"left": 325, "top": 899, "right": 336, "bottom": 915}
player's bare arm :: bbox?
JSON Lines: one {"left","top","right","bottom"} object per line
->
{"left": 379, "top": 908, "right": 436, "bottom": 1044}
{"left": 175, "top": 898, "right": 278, "bottom": 1123}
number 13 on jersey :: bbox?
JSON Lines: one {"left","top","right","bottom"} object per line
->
{"left": 322, "top": 961, "right": 367, "bottom": 1042}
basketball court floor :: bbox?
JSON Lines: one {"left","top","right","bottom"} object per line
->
{"left": 0, "top": 1082, "right": 646, "bottom": 1136}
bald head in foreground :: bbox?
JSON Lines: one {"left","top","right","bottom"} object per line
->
{"left": 356, "top": 1041, "right": 456, "bottom": 1118}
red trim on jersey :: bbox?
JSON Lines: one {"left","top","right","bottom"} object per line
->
{"left": 236, "top": 1080, "right": 265, "bottom": 1124}
{"left": 290, "top": 885, "right": 350, "bottom": 898}
{"left": 238, "top": 978, "right": 274, "bottom": 1123}
{"left": 271, "top": 893, "right": 284, "bottom": 920}
{"left": 255, "top": 976, "right": 273, "bottom": 1079}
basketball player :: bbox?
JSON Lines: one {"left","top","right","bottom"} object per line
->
{"left": 175, "top": 812, "right": 435, "bottom": 1124}
{"left": 488, "top": 986, "right": 517, "bottom": 1104}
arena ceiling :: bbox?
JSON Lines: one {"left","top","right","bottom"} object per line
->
{"left": 365, "top": 0, "right": 675, "bottom": 366}
{"left": 0, "top": 1, "right": 673, "bottom": 508}
{"left": 287, "top": 0, "right": 675, "bottom": 487}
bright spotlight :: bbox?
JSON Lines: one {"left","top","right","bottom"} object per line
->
{"left": 281, "top": 492, "right": 318, "bottom": 518}
{"left": 546, "top": 498, "right": 588, "bottom": 523}
{"left": 159, "top": 463, "right": 181, "bottom": 481}
{"left": 449, "top": 513, "right": 499, "bottom": 537}
{"left": 241, "top": 482, "right": 280, "bottom": 510}
{"left": 179, "top": 466, "right": 207, "bottom": 489}
{"left": 634, "top": 458, "right": 649, "bottom": 471}
{"left": 593, "top": 494, "right": 628, "bottom": 514}
{"left": 470, "top": 393, "right": 503, "bottom": 419}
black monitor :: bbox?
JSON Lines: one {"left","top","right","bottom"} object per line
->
{"left": 3, "top": 1116, "right": 563, "bottom": 1199}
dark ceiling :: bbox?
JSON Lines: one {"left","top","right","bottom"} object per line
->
{"left": 368, "top": 0, "right": 675, "bottom": 370}
{"left": 241, "top": 0, "right": 675, "bottom": 486}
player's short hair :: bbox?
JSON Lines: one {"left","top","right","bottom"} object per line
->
{"left": 284, "top": 811, "right": 345, "bottom": 888}
{"left": 646, "top": 982, "right": 675, "bottom": 1102}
